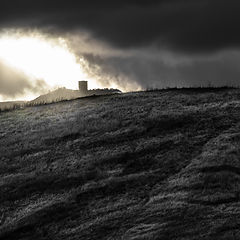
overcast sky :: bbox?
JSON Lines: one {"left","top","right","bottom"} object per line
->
{"left": 1, "top": 0, "right": 240, "bottom": 99}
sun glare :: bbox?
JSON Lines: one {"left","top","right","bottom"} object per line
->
{"left": 0, "top": 33, "right": 92, "bottom": 90}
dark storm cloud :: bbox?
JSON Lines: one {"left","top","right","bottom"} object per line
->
{"left": 0, "top": 61, "right": 47, "bottom": 98}
{"left": 82, "top": 51, "right": 240, "bottom": 90}
{"left": 1, "top": 0, "right": 240, "bottom": 53}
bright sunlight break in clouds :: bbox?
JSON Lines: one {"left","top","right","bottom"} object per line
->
{"left": 0, "top": 32, "right": 97, "bottom": 92}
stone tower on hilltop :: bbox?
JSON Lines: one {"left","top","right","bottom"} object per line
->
{"left": 78, "top": 81, "right": 88, "bottom": 95}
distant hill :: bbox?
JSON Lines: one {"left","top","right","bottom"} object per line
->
{"left": 1, "top": 88, "right": 240, "bottom": 239}
{"left": 0, "top": 87, "right": 121, "bottom": 111}
{"left": 30, "top": 88, "right": 81, "bottom": 105}
{"left": 31, "top": 87, "right": 121, "bottom": 105}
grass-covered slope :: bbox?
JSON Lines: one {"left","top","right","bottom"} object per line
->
{"left": 1, "top": 89, "right": 240, "bottom": 239}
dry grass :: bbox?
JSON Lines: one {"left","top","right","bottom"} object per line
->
{"left": 1, "top": 89, "right": 240, "bottom": 239}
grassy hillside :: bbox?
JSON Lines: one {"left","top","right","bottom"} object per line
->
{"left": 1, "top": 89, "right": 240, "bottom": 239}
{"left": 0, "top": 101, "right": 26, "bottom": 112}
{"left": 30, "top": 88, "right": 82, "bottom": 105}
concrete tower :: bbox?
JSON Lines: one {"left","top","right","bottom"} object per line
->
{"left": 78, "top": 81, "right": 88, "bottom": 94}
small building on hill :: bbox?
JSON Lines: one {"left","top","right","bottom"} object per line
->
{"left": 78, "top": 81, "right": 88, "bottom": 95}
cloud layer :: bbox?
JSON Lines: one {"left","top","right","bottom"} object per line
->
{"left": 0, "top": 61, "right": 47, "bottom": 99}
{"left": 81, "top": 50, "right": 240, "bottom": 90}
{"left": 1, "top": 0, "right": 240, "bottom": 53}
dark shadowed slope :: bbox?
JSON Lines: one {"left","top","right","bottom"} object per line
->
{"left": 1, "top": 89, "right": 240, "bottom": 239}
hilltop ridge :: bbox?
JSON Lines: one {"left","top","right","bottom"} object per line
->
{"left": 30, "top": 88, "right": 81, "bottom": 105}
{"left": 0, "top": 87, "right": 121, "bottom": 111}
